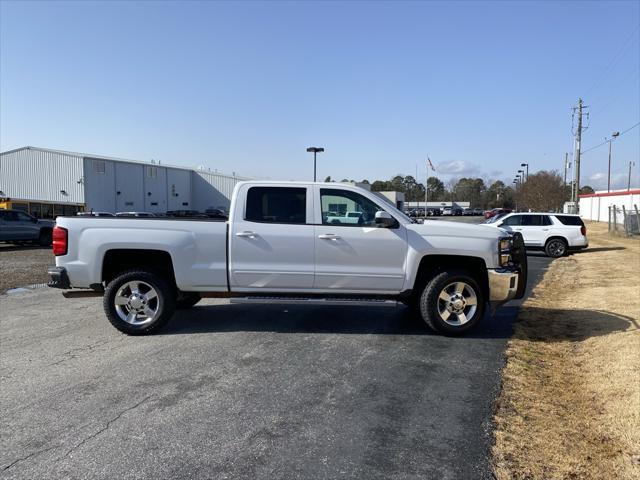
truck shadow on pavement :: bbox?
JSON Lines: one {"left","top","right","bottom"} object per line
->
{"left": 511, "top": 306, "right": 638, "bottom": 342}
{"left": 570, "top": 246, "right": 626, "bottom": 254}
{"left": 162, "top": 304, "right": 635, "bottom": 340}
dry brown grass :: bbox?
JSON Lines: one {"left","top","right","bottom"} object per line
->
{"left": 493, "top": 222, "right": 640, "bottom": 479}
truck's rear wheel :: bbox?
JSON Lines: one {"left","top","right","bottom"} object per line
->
{"left": 419, "top": 270, "right": 485, "bottom": 335}
{"left": 104, "top": 270, "right": 176, "bottom": 335}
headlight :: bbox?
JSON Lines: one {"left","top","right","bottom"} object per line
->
{"left": 499, "top": 237, "right": 512, "bottom": 266}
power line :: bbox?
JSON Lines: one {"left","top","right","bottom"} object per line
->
{"left": 582, "top": 121, "right": 640, "bottom": 154}
{"left": 582, "top": 23, "right": 640, "bottom": 99}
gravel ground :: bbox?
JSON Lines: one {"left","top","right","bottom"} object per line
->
{"left": 0, "top": 246, "right": 53, "bottom": 293}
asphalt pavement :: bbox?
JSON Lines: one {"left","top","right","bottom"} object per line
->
{"left": 0, "top": 219, "right": 551, "bottom": 480}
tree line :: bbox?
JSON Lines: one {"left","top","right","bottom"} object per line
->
{"left": 324, "top": 172, "right": 594, "bottom": 211}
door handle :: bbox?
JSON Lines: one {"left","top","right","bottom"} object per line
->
{"left": 236, "top": 231, "right": 257, "bottom": 238}
{"left": 318, "top": 234, "right": 341, "bottom": 240}
{"left": 514, "top": 228, "right": 522, "bottom": 231}
{"left": 542, "top": 228, "right": 549, "bottom": 231}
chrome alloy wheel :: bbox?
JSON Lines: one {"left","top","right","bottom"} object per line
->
{"left": 114, "top": 281, "right": 161, "bottom": 325}
{"left": 437, "top": 281, "right": 478, "bottom": 326}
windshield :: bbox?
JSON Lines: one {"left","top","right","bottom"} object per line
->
{"left": 484, "top": 213, "right": 506, "bottom": 224}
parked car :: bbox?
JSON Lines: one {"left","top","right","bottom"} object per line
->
{"left": 204, "top": 208, "right": 228, "bottom": 219}
{"left": 462, "top": 208, "right": 474, "bottom": 216}
{"left": 49, "top": 181, "right": 527, "bottom": 337}
{"left": 482, "top": 212, "right": 587, "bottom": 257}
{"left": 0, "top": 209, "right": 54, "bottom": 245}
{"left": 473, "top": 208, "right": 484, "bottom": 216}
{"left": 77, "top": 211, "right": 115, "bottom": 217}
{"left": 441, "top": 207, "right": 453, "bottom": 216}
{"left": 452, "top": 208, "right": 463, "bottom": 216}
{"left": 165, "top": 210, "right": 209, "bottom": 218}
{"left": 115, "top": 212, "right": 156, "bottom": 218}
{"left": 484, "top": 208, "right": 512, "bottom": 219}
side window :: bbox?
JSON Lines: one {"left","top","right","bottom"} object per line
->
{"left": 245, "top": 187, "right": 307, "bottom": 224}
{"left": 320, "top": 188, "right": 382, "bottom": 226}
{"left": 521, "top": 215, "right": 543, "bottom": 226}
{"left": 542, "top": 215, "right": 552, "bottom": 226}
{"left": 3, "top": 212, "right": 18, "bottom": 222}
{"left": 16, "top": 212, "right": 33, "bottom": 222}
{"left": 501, "top": 215, "right": 521, "bottom": 226}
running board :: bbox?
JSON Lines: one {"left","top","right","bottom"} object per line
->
{"left": 230, "top": 296, "right": 399, "bottom": 307}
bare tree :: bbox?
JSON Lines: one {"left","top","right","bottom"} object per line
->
{"left": 518, "top": 170, "right": 565, "bottom": 211}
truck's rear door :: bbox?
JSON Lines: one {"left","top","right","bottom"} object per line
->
{"left": 228, "top": 184, "right": 315, "bottom": 290}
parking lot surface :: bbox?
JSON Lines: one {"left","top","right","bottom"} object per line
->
{"left": 0, "top": 251, "right": 550, "bottom": 480}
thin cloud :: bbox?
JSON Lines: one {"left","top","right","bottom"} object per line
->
{"left": 435, "top": 160, "right": 481, "bottom": 176}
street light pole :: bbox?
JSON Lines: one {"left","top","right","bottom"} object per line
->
{"left": 306, "top": 147, "right": 324, "bottom": 182}
{"left": 520, "top": 163, "right": 529, "bottom": 181}
{"left": 629, "top": 161, "right": 636, "bottom": 191}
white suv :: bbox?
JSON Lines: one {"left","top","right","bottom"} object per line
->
{"left": 484, "top": 212, "right": 588, "bottom": 257}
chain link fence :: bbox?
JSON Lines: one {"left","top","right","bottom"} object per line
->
{"left": 608, "top": 204, "right": 640, "bottom": 236}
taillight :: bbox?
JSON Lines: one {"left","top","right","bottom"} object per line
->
{"left": 581, "top": 225, "right": 586, "bottom": 236}
{"left": 52, "top": 226, "right": 68, "bottom": 256}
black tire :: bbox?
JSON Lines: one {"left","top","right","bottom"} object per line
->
{"left": 38, "top": 229, "right": 52, "bottom": 246}
{"left": 176, "top": 292, "right": 202, "bottom": 309}
{"left": 545, "top": 238, "right": 567, "bottom": 258}
{"left": 418, "top": 269, "right": 485, "bottom": 335}
{"left": 103, "top": 269, "right": 176, "bottom": 335}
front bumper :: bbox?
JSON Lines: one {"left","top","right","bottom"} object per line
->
{"left": 488, "top": 268, "right": 519, "bottom": 303}
{"left": 48, "top": 266, "right": 70, "bottom": 289}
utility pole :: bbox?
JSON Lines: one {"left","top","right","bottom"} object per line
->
{"left": 563, "top": 153, "right": 568, "bottom": 187}
{"left": 607, "top": 131, "right": 620, "bottom": 192}
{"left": 572, "top": 99, "right": 588, "bottom": 213}
{"left": 629, "top": 161, "right": 636, "bottom": 191}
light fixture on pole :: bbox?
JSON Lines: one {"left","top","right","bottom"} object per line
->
{"left": 520, "top": 163, "right": 529, "bottom": 181}
{"left": 518, "top": 169, "right": 525, "bottom": 183}
{"left": 306, "top": 147, "right": 324, "bottom": 182}
{"left": 607, "top": 131, "right": 620, "bottom": 192}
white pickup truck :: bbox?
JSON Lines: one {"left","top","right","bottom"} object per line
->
{"left": 48, "top": 181, "right": 527, "bottom": 336}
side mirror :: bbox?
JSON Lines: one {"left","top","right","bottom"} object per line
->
{"left": 374, "top": 210, "right": 396, "bottom": 227}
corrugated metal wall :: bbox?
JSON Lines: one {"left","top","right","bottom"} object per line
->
{"left": 167, "top": 169, "right": 192, "bottom": 210}
{"left": 83, "top": 157, "right": 116, "bottom": 212}
{"left": 1, "top": 147, "right": 247, "bottom": 212}
{"left": 0, "top": 148, "right": 85, "bottom": 204}
{"left": 192, "top": 170, "right": 245, "bottom": 210}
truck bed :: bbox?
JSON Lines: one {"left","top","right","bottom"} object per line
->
{"left": 54, "top": 216, "right": 228, "bottom": 291}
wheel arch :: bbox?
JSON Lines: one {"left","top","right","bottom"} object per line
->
{"left": 412, "top": 254, "right": 489, "bottom": 302}
{"left": 544, "top": 235, "right": 568, "bottom": 246}
{"left": 102, "top": 249, "right": 177, "bottom": 287}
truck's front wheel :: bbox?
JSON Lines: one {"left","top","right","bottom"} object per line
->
{"left": 419, "top": 270, "right": 485, "bottom": 335}
{"left": 104, "top": 270, "right": 176, "bottom": 335}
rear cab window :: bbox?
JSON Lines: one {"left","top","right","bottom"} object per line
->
{"left": 245, "top": 186, "right": 307, "bottom": 224}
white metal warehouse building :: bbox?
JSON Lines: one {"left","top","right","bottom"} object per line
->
{"left": 0, "top": 146, "right": 246, "bottom": 218}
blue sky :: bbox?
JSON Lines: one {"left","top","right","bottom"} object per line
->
{"left": 1, "top": 0, "right": 638, "bottom": 189}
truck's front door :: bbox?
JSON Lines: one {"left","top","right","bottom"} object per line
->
{"left": 229, "top": 185, "right": 315, "bottom": 290}
{"left": 313, "top": 187, "right": 408, "bottom": 292}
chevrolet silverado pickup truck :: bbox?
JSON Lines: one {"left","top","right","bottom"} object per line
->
{"left": 48, "top": 181, "right": 527, "bottom": 336}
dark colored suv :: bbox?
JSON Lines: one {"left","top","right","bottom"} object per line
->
{"left": 0, "top": 209, "right": 55, "bottom": 245}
